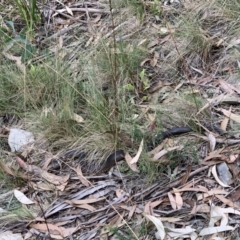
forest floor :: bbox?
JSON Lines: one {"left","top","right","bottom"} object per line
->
{"left": 1, "top": 0, "right": 240, "bottom": 239}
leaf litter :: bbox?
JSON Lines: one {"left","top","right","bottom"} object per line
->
{"left": 1, "top": 0, "right": 240, "bottom": 239}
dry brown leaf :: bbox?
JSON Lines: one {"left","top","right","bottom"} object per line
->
{"left": 174, "top": 192, "right": 183, "bottom": 210}
{"left": 148, "top": 139, "right": 167, "bottom": 155}
{"left": 197, "top": 94, "right": 226, "bottom": 115}
{"left": 174, "top": 187, "right": 207, "bottom": 193}
{"left": 218, "top": 80, "right": 235, "bottom": 94}
{"left": 179, "top": 179, "right": 202, "bottom": 190}
{"left": 221, "top": 109, "right": 240, "bottom": 123}
{"left": 148, "top": 81, "right": 163, "bottom": 94}
{"left": 2, "top": 52, "right": 26, "bottom": 73}
{"left": 140, "top": 58, "right": 151, "bottom": 66}
{"left": 226, "top": 154, "right": 238, "bottom": 163}
{"left": 152, "top": 146, "right": 183, "bottom": 161}
{"left": 204, "top": 178, "right": 215, "bottom": 184}
{"left": 30, "top": 223, "right": 63, "bottom": 236}
{"left": 40, "top": 171, "right": 70, "bottom": 191}
{"left": 159, "top": 34, "right": 171, "bottom": 44}
{"left": 174, "top": 82, "right": 184, "bottom": 91}
{"left": 144, "top": 201, "right": 152, "bottom": 215}
{"left": 69, "top": 203, "right": 96, "bottom": 211}
{"left": 150, "top": 200, "right": 163, "bottom": 209}
{"left": 230, "top": 186, "right": 240, "bottom": 202}
{"left": 125, "top": 152, "right": 139, "bottom": 172}
{"left": 208, "top": 133, "right": 216, "bottom": 152}
{"left": 74, "top": 165, "right": 90, "bottom": 187}
{"left": 196, "top": 189, "right": 228, "bottom": 201}
{"left": 202, "top": 148, "right": 224, "bottom": 162}
{"left": 130, "top": 139, "right": 143, "bottom": 164}
{"left": 119, "top": 204, "right": 142, "bottom": 214}
{"left": 116, "top": 189, "right": 122, "bottom": 198}
{"left": 147, "top": 39, "right": 159, "bottom": 48}
{"left": 195, "top": 204, "right": 210, "bottom": 213}
{"left": 150, "top": 51, "right": 159, "bottom": 67}
{"left": 180, "top": 165, "right": 192, "bottom": 185}
{"left": 65, "top": 197, "right": 105, "bottom": 205}
{"left": 160, "top": 217, "right": 182, "bottom": 223}
{"left": 31, "top": 181, "right": 55, "bottom": 191}
{"left": 168, "top": 192, "right": 177, "bottom": 210}
{"left": 190, "top": 202, "right": 197, "bottom": 215}
{"left": 0, "top": 161, "right": 15, "bottom": 176}
{"left": 128, "top": 205, "right": 136, "bottom": 220}
{"left": 215, "top": 195, "right": 240, "bottom": 208}
{"left": 221, "top": 106, "right": 230, "bottom": 131}
{"left": 65, "top": 6, "right": 73, "bottom": 15}
{"left": 91, "top": 13, "right": 102, "bottom": 23}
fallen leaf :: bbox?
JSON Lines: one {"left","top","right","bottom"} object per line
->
{"left": 144, "top": 201, "right": 152, "bottom": 215}
{"left": 167, "top": 226, "right": 196, "bottom": 239}
{"left": 209, "top": 203, "right": 228, "bottom": 227}
{"left": 226, "top": 154, "right": 238, "bottom": 163}
{"left": 221, "top": 109, "right": 240, "bottom": 123}
{"left": 221, "top": 105, "right": 230, "bottom": 131}
{"left": 153, "top": 146, "right": 183, "bottom": 161}
{"left": 160, "top": 217, "right": 182, "bottom": 223}
{"left": 125, "top": 152, "right": 140, "bottom": 172}
{"left": 74, "top": 166, "right": 90, "bottom": 187}
{"left": 208, "top": 133, "right": 216, "bottom": 152}
{"left": 145, "top": 214, "right": 165, "bottom": 240}
{"left": 180, "top": 165, "right": 191, "bottom": 185}
{"left": 14, "top": 190, "right": 34, "bottom": 205}
{"left": 140, "top": 58, "right": 151, "bottom": 66}
{"left": 168, "top": 192, "right": 177, "bottom": 210}
{"left": 196, "top": 189, "right": 228, "bottom": 201}
{"left": 215, "top": 195, "right": 240, "bottom": 209}
{"left": 150, "top": 51, "right": 159, "bottom": 67}
{"left": 173, "top": 190, "right": 183, "bottom": 210}
{"left": 130, "top": 139, "right": 143, "bottom": 164}
{"left": 229, "top": 186, "right": 240, "bottom": 202}
{"left": 147, "top": 39, "right": 159, "bottom": 48}
{"left": 218, "top": 80, "right": 235, "bottom": 94}
{"left": 159, "top": 34, "right": 171, "bottom": 44}
{"left": 199, "top": 226, "right": 234, "bottom": 236}
{"left": 65, "top": 6, "right": 73, "bottom": 15}
{"left": 150, "top": 200, "right": 163, "bottom": 209}
{"left": 72, "top": 113, "right": 84, "bottom": 123}
{"left": 212, "top": 165, "right": 230, "bottom": 187}
{"left": 0, "top": 231, "right": 23, "bottom": 240}
{"left": 8, "top": 128, "right": 35, "bottom": 152}
{"left": 65, "top": 198, "right": 105, "bottom": 205}
{"left": 69, "top": 203, "right": 96, "bottom": 212}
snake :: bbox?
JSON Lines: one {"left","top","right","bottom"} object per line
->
{"left": 63, "top": 126, "right": 193, "bottom": 175}
{"left": 63, "top": 149, "right": 125, "bottom": 174}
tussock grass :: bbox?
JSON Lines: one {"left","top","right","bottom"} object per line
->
{"left": 1, "top": 0, "right": 240, "bottom": 234}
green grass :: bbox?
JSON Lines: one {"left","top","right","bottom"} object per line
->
{"left": 1, "top": 0, "right": 240, "bottom": 236}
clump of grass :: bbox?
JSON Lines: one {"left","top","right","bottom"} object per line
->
{"left": 13, "top": 0, "right": 41, "bottom": 38}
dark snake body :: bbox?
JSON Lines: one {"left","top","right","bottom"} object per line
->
{"left": 64, "top": 149, "right": 125, "bottom": 174}
{"left": 64, "top": 127, "right": 193, "bottom": 174}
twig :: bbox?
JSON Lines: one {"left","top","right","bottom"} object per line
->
{"left": 41, "top": 23, "right": 83, "bottom": 44}
{"left": 190, "top": 133, "right": 240, "bottom": 145}
{"left": 65, "top": 7, "right": 110, "bottom": 13}
{"left": 150, "top": 166, "right": 209, "bottom": 198}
